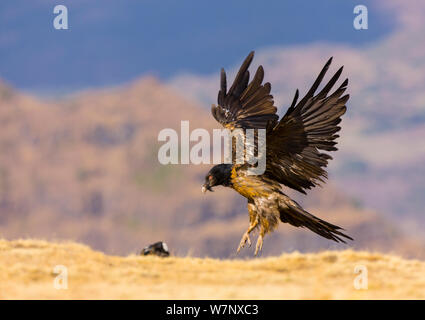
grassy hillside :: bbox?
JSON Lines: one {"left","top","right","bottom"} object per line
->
{"left": 0, "top": 239, "right": 424, "bottom": 299}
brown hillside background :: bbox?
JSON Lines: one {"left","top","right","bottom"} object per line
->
{"left": 0, "top": 78, "right": 424, "bottom": 259}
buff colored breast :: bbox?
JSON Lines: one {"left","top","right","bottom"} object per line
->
{"left": 230, "top": 166, "right": 271, "bottom": 200}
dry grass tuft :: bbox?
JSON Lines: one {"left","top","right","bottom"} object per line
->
{"left": 0, "top": 239, "right": 424, "bottom": 299}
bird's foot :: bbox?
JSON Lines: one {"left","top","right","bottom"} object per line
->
{"left": 254, "top": 235, "right": 263, "bottom": 256}
{"left": 237, "top": 232, "right": 252, "bottom": 253}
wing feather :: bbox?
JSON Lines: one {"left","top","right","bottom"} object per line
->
{"left": 266, "top": 58, "right": 349, "bottom": 194}
{"left": 211, "top": 53, "right": 349, "bottom": 195}
{"left": 211, "top": 51, "right": 279, "bottom": 130}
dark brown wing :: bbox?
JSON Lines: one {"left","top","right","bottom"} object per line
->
{"left": 211, "top": 51, "right": 279, "bottom": 130}
{"left": 266, "top": 57, "right": 349, "bottom": 194}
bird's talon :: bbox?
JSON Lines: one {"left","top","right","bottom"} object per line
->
{"left": 247, "top": 236, "right": 252, "bottom": 247}
{"left": 254, "top": 236, "right": 263, "bottom": 256}
{"left": 237, "top": 232, "right": 251, "bottom": 253}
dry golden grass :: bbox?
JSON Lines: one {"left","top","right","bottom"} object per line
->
{"left": 0, "top": 239, "right": 424, "bottom": 299}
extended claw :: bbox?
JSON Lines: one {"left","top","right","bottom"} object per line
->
{"left": 254, "top": 235, "right": 263, "bottom": 256}
{"left": 237, "top": 232, "right": 252, "bottom": 253}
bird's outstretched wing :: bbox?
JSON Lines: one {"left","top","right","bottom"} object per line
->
{"left": 211, "top": 51, "right": 279, "bottom": 130}
{"left": 265, "top": 57, "right": 349, "bottom": 194}
{"left": 211, "top": 52, "right": 349, "bottom": 194}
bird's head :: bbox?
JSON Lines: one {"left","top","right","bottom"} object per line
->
{"left": 202, "top": 164, "right": 232, "bottom": 193}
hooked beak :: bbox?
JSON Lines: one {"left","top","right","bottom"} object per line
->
{"left": 202, "top": 184, "right": 213, "bottom": 193}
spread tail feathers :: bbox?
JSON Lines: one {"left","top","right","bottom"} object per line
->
{"left": 279, "top": 195, "right": 353, "bottom": 243}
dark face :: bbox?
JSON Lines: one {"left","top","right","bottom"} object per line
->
{"left": 202, "top": 164, "right": 232, "bottom": 193}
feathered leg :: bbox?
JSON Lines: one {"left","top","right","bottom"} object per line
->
{"left": 237, "top": 216, "right": 258, "bottom": 253}
{"left": 254, "top": 223, "right": 265, "bottom": 256}
{"left": 237, "top": 202, "right": 258, "bottom": 253}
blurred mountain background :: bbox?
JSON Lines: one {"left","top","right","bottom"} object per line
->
{"left": 0, "top": 0, "right": 424, "bottom": 258}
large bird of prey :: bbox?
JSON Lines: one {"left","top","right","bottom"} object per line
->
{"left": 202, "top": 51, "right": 352, "bottom": 255}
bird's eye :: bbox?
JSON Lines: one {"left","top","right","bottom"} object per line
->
{"left": 209, "top": 175, "right": 213, "bottom": 181}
